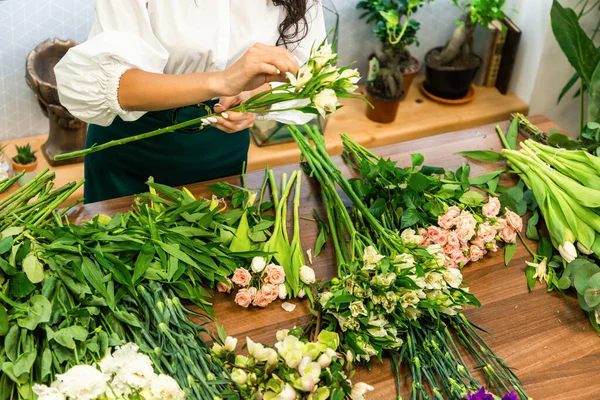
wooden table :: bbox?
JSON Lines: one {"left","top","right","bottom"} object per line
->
{"left": 2, "top": 77, "right": 527, "bottom": 203}
{"left": 66, "top": 115, "right": 598, "bottom": 400}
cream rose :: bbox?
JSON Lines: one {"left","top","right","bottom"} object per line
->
{"left": 263, "top": 263, "right": 286, "bottom": 285}
{"left": 235, "top": 288, "right": 256, "bottom": 308}
{"left": 505, "top": 208, "right": 523, "bottom": 231}
{"left": 261, "top": 284, "right": 280, "bottom": 302}
{"left": 232, "top": 268, "right": 252, "bottom": 287}
{"left": 438, "top": 214, "right": 456, "bottom": 230}
{"left": 216, "top": 279, "right": 232, "bottom": 293}
{"left": 499, "top": 226, "right": 517, "bottom": 243}
{"left": 469, "top": 245, "right": 486, "bottom": 262}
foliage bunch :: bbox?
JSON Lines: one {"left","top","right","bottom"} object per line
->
{"left": 290, "top": 125, "right": 528, "bottom": 400}
{"left": 212, "top": 328, "right": 372, "bottom": 399}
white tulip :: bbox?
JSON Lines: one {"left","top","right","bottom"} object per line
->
{"left": 559, "top": 242, "right": 577, "bottom": 263}
{"left": 223, "top": 336, "right": 238, "bottom": 352}
{"left": 279, "top": 284, "right": 288, "bottom": 299}
{"left": 346, "top": 350, "right": 354, "bottom": 363}
{"left": 577, "top": 242, "right": 594, "bottom": 255}
{"left": 250, "top": 256, "right": 267, "bottom": 273}
{"left": 300, "top": 265, "right": 316, "bottom": 284}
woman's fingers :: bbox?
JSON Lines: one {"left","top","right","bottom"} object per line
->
{"left": 211, "top": 114, "right": 256, "bottom": 134}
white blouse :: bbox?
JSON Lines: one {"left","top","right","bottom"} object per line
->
{"left": 54, "top": 0, "right": 326, "bottom": 127}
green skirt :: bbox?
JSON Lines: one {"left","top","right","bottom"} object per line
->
{"left": 84, "top": 104, "right": 250, "bottom": 203}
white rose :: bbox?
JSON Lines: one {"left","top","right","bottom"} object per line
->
{"left": 223, "top": 336, "right": 238, "bottom": 352}
{"left": 313, "top": 89, "right": 339, "bottom": 117}
{"left": 300, "top": 265, "right": 316, "bottom": 284}
{"left": 250, "top": 256, "right": 267, "bottom": 273}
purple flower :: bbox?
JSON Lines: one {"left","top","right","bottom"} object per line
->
{"left": 461, "top": 387, "right": 519, "bottom": 400}
{"left": 502, "top": 393, "right": 518, "bottom": 400}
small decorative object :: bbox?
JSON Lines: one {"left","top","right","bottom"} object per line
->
{"left": 424, "top": 0, "right": 507, "bottom": 100}
{"left": 0, "top": 142, "right": 14, "bottom": 182}
{"left": 12, "top": 143, "right": 38, "bottom": 186}
{"left": 26, "top": 38, "right": 87, "bottom": 166}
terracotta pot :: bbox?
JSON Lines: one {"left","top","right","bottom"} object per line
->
{"left": 401, "top": 58, "right": 422, "bottom": 100}
{"left": 365, "top": 89, "right": 401, "bottom": 124}
{"left": 12, "top": 158, "right": 38, "bottom": 186}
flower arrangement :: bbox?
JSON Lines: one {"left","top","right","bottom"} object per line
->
{"left": 211, "top": 328, "right": 373, "bottom": 399}
{"left": 55, "top": 41, "right": 367, "bottom": 161}
{"left": 32, "top": 343, "right": 185, "bottom": 400}
{"left": 420, "top": 198, "right": 523, "bottom": 269}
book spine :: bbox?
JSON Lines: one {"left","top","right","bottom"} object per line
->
{"left": 485, "top": 28, "right": 506, "bottom": 87}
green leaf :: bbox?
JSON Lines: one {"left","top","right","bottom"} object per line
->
{"left": 469, "top": 170, "right": 504, "bottom": 185}
{"left": 588, "top": 61, "right": 600, "bottom": 123}
{"left": 558, "top": 71, "right": 580, "bottom": 104}
{"left": 411, "top": 153, "right": 424, "bottom": 167}
{"left": 584, "top": 287, "right": 600, "bottom": 308}
{"left": 504, "top": 243, "right": 517, "bottom": 266}
{"left": 9, "top": 273, "right": 35, "bottom": 299}
{"left": 400, "top": 208, "right": 420, "bottom": 229}
{"left": 12, "top": 352, "right": 36, "bottom": 378}
{"left": 22, "top": 253, "right": 44, "bottom": 284}
{"left": 228, "top": 211, "right": 253, "bottom": 253}
{"left": 455, "top": 150, "right": 505, "bottom": 162}
{"left": 1, "top": 227, "right": 23, "bottom": 239}
{"left": 551, "top": 0, "right": 600, "bottom": 87}
{"left": 0, "top": 305, "right": 8, "bottom": 336}
{"left": 539, "top": 237, "right": 553, "bottom": 261}
{"left": 506, "top": 116, "right": 519, "bottom": 150}
{"left": 133, "top": 242, "right": 155, "bottom": 283}
{"left": 525, "top": 266, "right": 536, "bottom": 291}
{"left": 589, "top": 272, "right": 600, "bottom": 290}
{"left": 17, "top": 295, "right": 52, "bottom": 330}
{"left": 459, "top": 190, "right": 485, "bottom": 206}
{"left": 0, "top": 237, "right": 12, "bottom": 255}
{"left": 54, "top": 326, "right": 89, "bottom": 349}
{"left": 252, "top": 220, "right": 275, "bottom": 232}
{"left": 525, "top": 210, "right": 540, "bottom": 241}
{"left": 548, "top": 133, "right": 580, "bottom": 149}
{"left": 557, "top": 275, "right": 571, "bottom": 290}
{"left": 5, "top": 325, "right": 19, "bottom": 362}
{"left": 368, "top": 198, "right": 386, "bottom": 218}
{"left": 407, "top": 173, "right": 432, "bottom": 192}
{"left": 81, "top": 257, "right": 109, "bottom": 299}
{"left": 574, "top": 264, "right": 600, "bottom": 294}
{"left": 40, "top": 348, "right": 52, "bottom": 381}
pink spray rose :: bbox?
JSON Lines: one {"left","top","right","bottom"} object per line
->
{"left": 499, "top": 226, "right": 517, "bottom": 243}
{"left": 456, "top": 226, "right": 476, "bottom": 244}
{"left": 252, "top": 289, "right": 274, "bottom": 308}
{"left": 450, "top": 250, "right": 469, "bottom": 267}
{"left": 418, "top": 229, "right": 431, "bottom": 246}
{"left": 482, "top": 197, "right": 501, "bottom": 218}
{"left": 261, "top": 284, "right": 280, "bottom": 302}
{"left": 446, "top": 206, "right": 461, "bottom": 219}
{"left": 505, "top": 208, "right": 523, "bottom": 232}
{"left": 444, "top": 232, "right": 461, "bottom": 254}
{"left": 456, "top": 211, "right": 477, "bottom": 230}
{"left": 471, "top": 237, "right": 486, "bottom": 250}
{"left": 469, "top": 245, "right": 486, "bottom": 262}
{"left": 232, "top": 268, "right": 252, "bottom": 287}
{"left": 217, "top": 278, "right": 232, "bottom": 293}
{"left": 263, "top": 264, "right": 286, "bottom": 285}
{"left": 477, "top": 223, "right": 497, "bottom": 243}
{"left": 428, "top": 226, "right": 449, "bottom": 246}
{"left": 438, "top": 214, "right": 456, "bottom": 230}
{"left": 446, "top": 260, "right": 458, "bottom": 269}
{"left": 235, "top": 287, "right": 257, "bottom": 308}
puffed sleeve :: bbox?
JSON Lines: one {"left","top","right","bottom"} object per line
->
{"left": 54, "top": 0, "right": 169, "bottom": 127}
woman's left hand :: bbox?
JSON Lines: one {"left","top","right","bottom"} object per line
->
{"left": 211, "top": 85, "right": 270, "bottom": 134}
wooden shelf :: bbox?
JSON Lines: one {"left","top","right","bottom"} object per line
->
{"left": 0, "top": 76, "right": 527, "bottom": 203}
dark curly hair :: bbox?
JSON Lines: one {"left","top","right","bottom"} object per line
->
{"left": 272, "top": 0, "right": 314, "bottom": 48}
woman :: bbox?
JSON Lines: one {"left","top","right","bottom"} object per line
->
{"left": 55, "top": 0, "right": 326, "bottom": 203}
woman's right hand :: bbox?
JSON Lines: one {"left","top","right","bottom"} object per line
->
{"left": 217, "top": 43, "right": 299, "bottom": 96}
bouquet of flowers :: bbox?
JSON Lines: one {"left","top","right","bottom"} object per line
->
{"left": 32, "top": 343, "right": 185, "bottom": 400}
{"left": 211, "top": 328, "right": 373, "bottom": 399}
{"left": 55, "top": 41, "right": 367, "bottom": 161}
{"left": 218, "top": 257, "right": 315, "bottom": 308}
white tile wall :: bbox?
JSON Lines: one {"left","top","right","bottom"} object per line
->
{"left": 0, "top": 0, "right": 519, "bottom": 141}
{"left": 0, "top": 0, "right": 94, "bottom": 141}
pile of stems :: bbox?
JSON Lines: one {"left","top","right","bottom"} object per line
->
{"left": 0, "top": 171, "right": 25, "bottom": 194}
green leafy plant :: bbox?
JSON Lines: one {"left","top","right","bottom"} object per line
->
{"left": 357, "top": 0, "right": 430, "bottom": 99}
{"left": 12, "top": 144, "right": 37, "bottom": 165}
{"left": 430, "top": 0, "right": 507, "bottom": 68}
{"left": 551, "top": 0, "right": 600, "bottom": 136}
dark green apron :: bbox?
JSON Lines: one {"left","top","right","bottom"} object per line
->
{"left": 84, "top": 102, "right": 249, "bottom": 203}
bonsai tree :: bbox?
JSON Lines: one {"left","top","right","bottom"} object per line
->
{"left": 432, "top": 0, "right": 507, "bottom": 68}
{"left": 13, "top": 144, "right": 37, "bottom": 166}
{"left": 357, "top": 0, "right": 429, "bottom": 99}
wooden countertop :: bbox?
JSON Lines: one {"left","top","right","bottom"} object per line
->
{"left": 67, "top": 115, "right": 600, "bottom": 400}
{"left": 1, "top": 76, "right": 527, "bottom": 203}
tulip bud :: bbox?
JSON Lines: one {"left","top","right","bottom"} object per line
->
{"left": 279, "top": 284, "right": 288, "bottom": 300}
{"left": 300, "top": 265, "right": 316, "bottom": 284}
{"left": 346, "top": 350, "right": 354, "bottom": 363}
{"left": 223, "top": 336, "right": 238, "bottom": 352}
{"left": 577, "top": 242, "right": 594, "bottom": 255}
{"left": 250, "top": 256, "right": 267, "bottom": 273}
{"left": 298, "top": 288, "right": 306, "bottom": 298}
{"left": 558, "top": 242, "right": 577, "bottom": 263}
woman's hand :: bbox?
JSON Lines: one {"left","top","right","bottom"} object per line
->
{"left": 216, "top": 43, "right": 299, "bottom": 97}
{"left": 210, "top": 85, "right": 270, "bottom": 134}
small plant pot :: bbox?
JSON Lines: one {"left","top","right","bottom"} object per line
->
{"left": 424, "top": 47, "right": 482, "bottom": 100}
{"left": 12, "top": 158, "right": 38, "bottom": 186}
{"left": 401, "top": 58, "right": 422, "bottom": 100}
{"left": 366, "top": 88, "right": 402, "bottom": 124}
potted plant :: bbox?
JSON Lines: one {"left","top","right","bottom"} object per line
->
{"left": 12, "top": 143, "right": 38, "bottom": 185}
{"left": 357, "top": 0, "right": 429, "bottom": 123}
{"left": 424, "top": 0, "right": 506, "bottom": 100}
